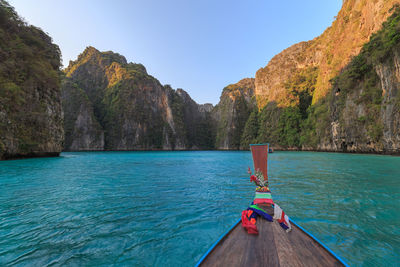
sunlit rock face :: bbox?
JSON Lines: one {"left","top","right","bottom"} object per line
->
{"left": 255, "top": 0, "right": 400, "bottom": 108}
{"left": 62, "top": 47, "right": 214, "bottom": 151}
{"left": 250, "top": 0, "right": 400, "bottom": 154}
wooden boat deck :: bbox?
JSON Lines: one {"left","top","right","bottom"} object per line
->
{"left": 199, "top": 215, "right": 345, "bottom": 267}
{"left": 198, "top": 145, "right": 346, "bottom": 266}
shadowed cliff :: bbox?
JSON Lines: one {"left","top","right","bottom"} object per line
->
{"left": 0, "top": 0, "right": 63, "bottom": 159}
{"left": 62, "top": 47, "right": 214, "bottom": 150}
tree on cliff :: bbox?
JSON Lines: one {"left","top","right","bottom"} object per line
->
{"left": 0, "top": 0, "right": 63, "bottom": 159}
{"left": 240, "top": 109, "right": 259, "bottom": 149}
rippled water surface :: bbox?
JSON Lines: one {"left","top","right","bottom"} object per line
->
{"left": 0, "top": 151, "right": 399, "bottom": 266}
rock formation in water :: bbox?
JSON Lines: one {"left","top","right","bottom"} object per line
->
{"left": 212, "top": 78, "right": 256, "bottom": 149}
{"left": 227, "top": 0, "right": 400, "bottom": 154}
{"left": 320, "top": 12, "right": 400, "bottom": 153}
{"left": 0, "top": 0, "right": 63, "bottom": 159}
{"left": 4, "top": 0, "right": 398, "bottom": 155}
{"left": 62, "top": 47, "right": 213, "bottom": 150}
{"left": 170, "top": 88, "right": 214, "bottom": 149}
{"left": 61, "top": 79, "right": 104, "bottom": 150}
{"left": 64, "top": 0, "right": 400, "bottom": 154}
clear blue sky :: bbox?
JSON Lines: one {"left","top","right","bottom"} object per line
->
{"left": 10, "top": 0, "right": 342, "bottom": 105}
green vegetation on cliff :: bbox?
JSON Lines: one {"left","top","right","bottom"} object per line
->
{"left": 0, "top": 0, "right": 63, "bottom": 159}
{"left": 171, "top": 88, "right": 214, "bottom": 149}
{"left": 214, "top": 92, "right": 251, "bottom": 148}
{"left": 240, "top": 108, "right": 259, "bottom": 148}
{"left": 63, "top": 48, "right": 168, "bottom": 150}
{"left": 241, "top": 6, "right": 400, "bottom": 152}
{"left": 4, "top": 0, "right": 397, "bottom": 154}
{"left": 62, "top": 47, "right": 214, "bottom": 150}
{"left": 212, "top": 78, "right": 255, "bottom": 149}
{"left": 61, "top": 79, "right": 104, "bottom": 150}
{"left": 165, "top": 85, "right": 187, "bottom": 148}
{"left": 329, "top": 4, "right": 400, "bottom": 144}
{"left": 238, "top": 67, "right": 318, "bottom": 149}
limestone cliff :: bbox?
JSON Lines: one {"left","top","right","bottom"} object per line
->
{"left": 376, "top": 52, "right": 400, "bottom": 153}
{"left": 251, "top": 3, "right": 400, "bottom": 154}
{"left": 62, "top": 47, "right": 213, "bottom": 150}
{"left": 0, "top": 0, "right": 63, "bottom": 159}
{"left": 212, "top": 78, "right": 256, "bottom": 149}
{"left": 255, "top": 0, "right": 400, "bottom": 107}
{"left": 61, "top": 80, "right": 104, "bottom": 150}
{"left": 317, "top": 15, "right": 400, "bottom": 153}
{"left": 175, "top": 88, "right": 214, "bottom": 149}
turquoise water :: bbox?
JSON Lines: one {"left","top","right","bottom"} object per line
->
{"left": 0, "top": 151, "right": 399, "bottom": 266}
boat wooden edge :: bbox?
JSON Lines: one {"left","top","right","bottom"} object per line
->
{"left": 289, "top": 220, "right": 349, "bottom": 267}
{"left": 195, "top": 218, "right": 241, "bottom": 267}
{"left": 195, "top": 218, "right": 349, "bottom": 267}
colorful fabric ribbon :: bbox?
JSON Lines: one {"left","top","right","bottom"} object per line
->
{"left": 241, "top": 204, "right": 274, "bottom": 235}
{"left": 241, "top": 188, "right": 292, "bottom": 234}
{"left": 249, "top": 205, "right": 273, "bottom": 221}
{"left": 273, "top": 204, "right": 292, "bottom": 232}
{"left": 241, "top": 209, "right": 258, "bottom": 234}
{"left": 253, "top": 190, "right": 274, "bottom": 205}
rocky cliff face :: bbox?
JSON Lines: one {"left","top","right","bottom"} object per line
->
{"left": 212, "top": 78, "right": 256, "bottom": 149}
{"left": 255, "top": 0, "right": 400, "bottom": 107}
{"left": 250, "top": 3, "right": 400, "bottom": 154}
{"left": 174, "top": 88, "right": 214, "bottom": 149}
{"left": 377, "top": 51, "right": 400, "bottom": 152}
{"left": 318, "top": 16, "right": 400, "bottom": 153}
{"left": 192, "top": 0, "right": 400, "bottom": 152}
{"left": 63, "top": 1, "right": 400, "bottom": 153}
{"left": 61, "top": 80, "right": 104, "bottom": 150}
{"left": 62, "top": 47, "right": 213, "bottom": 150}
{"left": 0, "top": 1, "right": 63, "bottom": 159}
{"left": 5, "top": 0, "right": 395, "bottom": 154}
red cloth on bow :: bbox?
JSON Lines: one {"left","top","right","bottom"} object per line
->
{"left": 241, "top": 210, "right": 258, "bottom": 234}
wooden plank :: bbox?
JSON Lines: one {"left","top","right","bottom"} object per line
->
{"left": 200, "top": 219, "right": 280, "bottom": 267}
{"left": 251, "top": 217, "right": 280, "bottom": 267}
{"left": 270, "top": 221, "right": 305, "bottom": 267}
{"left": 199, "top": 217, "right": 344, "bottom": 267}
{"left": 284, "top": 223, "right": 344, "bottom": 267}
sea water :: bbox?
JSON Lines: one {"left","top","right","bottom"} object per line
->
{"left": 0, "top": 151, "right": 399, "bottom": 266}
